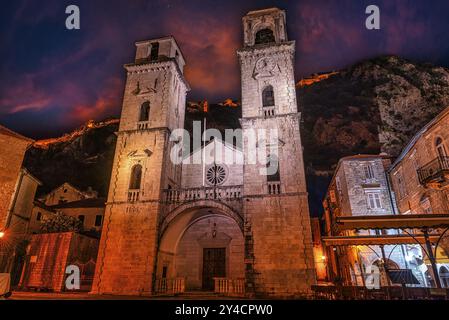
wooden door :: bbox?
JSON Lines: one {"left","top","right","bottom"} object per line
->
{"left": 202, "top": 248, "right": 226, "bottom": 290}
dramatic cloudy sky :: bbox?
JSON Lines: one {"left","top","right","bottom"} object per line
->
{"left": 1, "top": 0, "right": 449, "bottom": 138}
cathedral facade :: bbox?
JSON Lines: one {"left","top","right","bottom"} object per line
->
{"left": 91, "top": 8, "right": 316, "bottom": 297}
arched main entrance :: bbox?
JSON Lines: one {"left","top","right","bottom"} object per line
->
{"left": 157, "top": 204, "right": 244, "bottom": 291}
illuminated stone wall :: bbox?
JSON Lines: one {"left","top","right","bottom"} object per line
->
{"left": 0, "top": 128, "right": 32, "bottom": 230}
{"left": 238, "top": 8, "right": 316, "bottom": 297}
{"left": 20, "top": 232, "right": 99, "bottom": 291}
{"left": 91, "top": 37, "right": 189, "bottom": 295}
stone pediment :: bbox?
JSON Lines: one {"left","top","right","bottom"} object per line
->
{"left": 128, "top": 149, "right": 152, "bottom": 158}
{"left": 132, "top": 81, "right": 157, "bottom": 96}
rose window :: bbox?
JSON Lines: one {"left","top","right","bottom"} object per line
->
{"left": 206, "top": 165, "right": 227, "bottom": 186}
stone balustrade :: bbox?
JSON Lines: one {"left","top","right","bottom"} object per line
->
{"left": 214, "top": 277, "right": 245, "bottom": 297}
{"left": 137, "top": 121, "right": 149, "bottom": 130}
{"left": 164, "top": 185, "right": 243, "bottom": 203}
{"left": 267, "top": 181, "right": 281, "bottom": 194}
{"left": 128, "top": 189, "right": 140, "bottom": 202}
{"left": 154, "top": 277, "right": 185, "bottom": 295}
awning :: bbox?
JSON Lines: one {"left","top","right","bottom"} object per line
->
{"left": 335, "top": 214, "right": 449, "bottom": 232}
{"left": 322, "top": 234, "right": 442, "bottom": 246}
{"left": 388, "top": 270, "right": 420, "bottom": 285}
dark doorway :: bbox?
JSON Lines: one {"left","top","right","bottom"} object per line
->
{"left": 202, "top": 248, "right": 226, "bottom": 290}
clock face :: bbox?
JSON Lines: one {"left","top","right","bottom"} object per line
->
{"left": 255, "top": 57, "right": 275, "bottom": 73}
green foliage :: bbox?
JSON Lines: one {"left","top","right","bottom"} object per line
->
{"left": 40, "top": 212, "right": 83, "bottom": 233}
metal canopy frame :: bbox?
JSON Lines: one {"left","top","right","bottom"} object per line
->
{"left": 326, "top": 214, "right": 449, "bottom": 289}
{"left": 334, "top": 214, "right": 449, "bottom": 232}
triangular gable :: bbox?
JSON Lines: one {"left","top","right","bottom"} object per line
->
{"left": 45, "top": 182, "right": 85, "bottom": 198}
{"left": 183, "top": 138, "right": 243, "bottom": 165}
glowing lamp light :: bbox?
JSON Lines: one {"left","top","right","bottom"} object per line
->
{"left": 0, "top": 231, "right": 5, "bottom": 239}
{"left": 321, "top": 255, "right": 327, "bottom": 261}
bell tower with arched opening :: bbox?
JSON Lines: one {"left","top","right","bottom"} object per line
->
{"left": 91, "top": 36, "right": 189, "bottom": 295}
{"left": 238, "top": 8, "right": 316, "bottom": 296}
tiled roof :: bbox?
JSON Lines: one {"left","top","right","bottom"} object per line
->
{"left": 50, "top": 198, "right": 106, "bottom": 209}
{"left": 33, "top": 200, "right": 56, "bottom": 212}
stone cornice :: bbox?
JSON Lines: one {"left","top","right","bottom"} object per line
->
{"left": 239, "top": 111, "right": 301, "bottom": 125}
{"left": 243, "top": 191, "right": 308, "bottom": 199}
{"left": 116, "top": 126, "right": 172, "bottom": 136}
{"left": 124, "top": 59, "right": 191, "bottom": 91}
{"left": 237, "top": 41, "right": 295, "bottom": 57}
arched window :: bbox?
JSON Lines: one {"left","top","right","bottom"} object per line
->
{"left": 129, "top": 164, "right": 142, "bottom": 190}
{"left": 266, "top": 154, "right": 280, "bottom": 182}
{"left": 439, "top": 266, "right": 449, "bottom": 288}
{"left": 139, "top": 102, "right": 150, "bottom": 122}
{"left": 436, "top": 137, "right": 447, "bottom": 158}
{"left": 262, "top": 86, "right": 275, "bottom": 107}
{"left": 373, "top": 259, "right": 399, "bottom": 270}
{"left": 255, "top": 28, "right": 275, "bottom": 45}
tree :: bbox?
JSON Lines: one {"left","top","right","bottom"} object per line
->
{"left": 40, "top": 212, "right": 82, "bottom": 233}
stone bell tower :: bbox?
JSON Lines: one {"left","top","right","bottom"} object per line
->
{"left": 238, "top": 8, "right": 316, "bottom": 296}
{"left": 91, "top": 37, "right": 189, "bottom": 295}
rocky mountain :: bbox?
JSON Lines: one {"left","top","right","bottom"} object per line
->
{"left": 298, "top": 55, "right": 449, "bottom": 171}
{"left": 24, "top": 120, "right": 119, "bottom": 197}
{"left": 24, "top": 55, "right": 449, "bottom": 214}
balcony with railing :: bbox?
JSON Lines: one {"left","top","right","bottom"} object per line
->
{"left": 267, "top": 181, "right": 281, "bottom": 195}
{"left": 154, "top": 278, "right": 185, "bottom": 295}
{"left": 163, "top": 185, "right": 243, "bottom": 213}
{"left": 417, "top": 156, "right": 449, "bottom": 189}
{"left": 164, "top": 185, "right": 242, "bottom": 203}
{"left": 128, "top": 189, "right": 140, "bottom": 202}
{"left": 214, "top": 278, "right": 245, "bottom": 297}
{"left": 263, "top": 106, "right": 275, "bottom": 117}
{"left": 137, "top": 121, "right": 149, "bottom": 130}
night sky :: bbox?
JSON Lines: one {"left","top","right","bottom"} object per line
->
{"left": 1, "top": 0, "right": 449, "bottom": 138}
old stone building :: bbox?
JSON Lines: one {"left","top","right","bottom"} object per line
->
{"left": 0, "top": 168, "right": 42, "bottom": 286}
{"left": 28, "top": 183, "right": 103, "bottom": 235}
{"left": 322, "top": 155, "right": 426, "bottom": 286}
{"left": 19, "top": 232, "right": 99, "bottom": 292}
{"left": 28, "top": 201, "right": 55, "bottom": 234}
{"left": 389, "top": 106, "right": 449, "bottom": 286}
{"left": 41, "top": 182, "right": 98, "bottom": 206}
{"left": 0, "top": 125, "right": 35, "bottom": 284}
{"left": 50, "top": 198, "right": 105, "bottom": 235}
{"left": 92, "top": 8, "right": 315, "bottom": 297}
{"left": 0, "top": 125, "right": 34, "bottom": 232}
